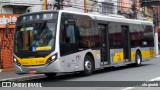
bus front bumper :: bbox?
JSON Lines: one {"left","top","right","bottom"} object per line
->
{"left": 14, "top": 59, "right": 62, "bottom": 74}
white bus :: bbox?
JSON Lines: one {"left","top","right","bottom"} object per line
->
{"left": 13, "top": 10, "right": 155, "bottom": 77}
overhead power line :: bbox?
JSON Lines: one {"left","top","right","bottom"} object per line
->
{"left": 0, "top": 0, "right": 155, "bottom": 19}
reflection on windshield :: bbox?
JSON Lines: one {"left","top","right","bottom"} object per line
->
{"left": 15, "top": 22, "right": 56, "bottom": 52}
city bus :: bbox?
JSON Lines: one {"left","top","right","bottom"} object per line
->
{"left": 13, "top": 10, "right": 155, "bottom": 77}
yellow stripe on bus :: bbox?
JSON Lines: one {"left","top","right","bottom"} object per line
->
{"left": 113, "top": 50, "right": 155, "bottom": 63}
{"left": 141, "top": 50, "right": 155, "bottom": 59}
{"left": 15, "top": 50, "right": 155, "bottom": 66}
{"left": 131, "top": 52, "right": 136, "bottom": 60}
{"left": 113, "top": 52, "right": 124, "bottom": 62}
{"left": 113, "top": 52, "right": 136, "bottom": 62}
{"left": 15, "top": 55, "right": 51, "bottom": 66}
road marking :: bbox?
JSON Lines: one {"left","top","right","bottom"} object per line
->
{"left": 121, "top": 87, "right": 134, "bottom": 90}
{"left": 121, "top": 76, "right": 160, "bottom": 90}
{"left": 150, "top": 76, "right": 160, "bottom": 81}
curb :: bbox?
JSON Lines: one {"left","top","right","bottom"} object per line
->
{"left": 0, "top": 74, "right": 45, "bottom": 82}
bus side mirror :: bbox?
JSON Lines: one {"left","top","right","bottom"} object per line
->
{"left": 65, "top": 19, "right": 75, "bottom": 26}
{"left": 6, "top": 26, "right": 9, "bottom": 37}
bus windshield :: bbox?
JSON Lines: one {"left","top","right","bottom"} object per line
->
{"left": 14, "top": 21, "right": 56, "bottom": 52}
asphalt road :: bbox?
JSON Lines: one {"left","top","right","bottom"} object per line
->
{"left": 2, "top": 57, "right": 160, "bottom": 90}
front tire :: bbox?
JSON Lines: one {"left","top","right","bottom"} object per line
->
{"left": 82, "top": 55, "right": 94, "bottom": 76}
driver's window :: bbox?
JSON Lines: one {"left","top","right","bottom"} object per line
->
{"left": 60, "top": 17, "right": 77, "bottom": 56}
{"left": 60, "top": 20, "right": 76, "bottom": 44}
{"left": 66, "top": 24, "right": 75, "bottom": 43}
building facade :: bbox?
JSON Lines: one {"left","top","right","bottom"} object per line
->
{"left": 118, "top": 0, "right": 144, "bottom": 20}
{"left": 0, "top": 0, "right": 43, "bottom": 71}
{"left": 0, "top": 0, "right": 43, "bottom": 14}
{"left": 47, "top": 0, "right": 118, "bottom": 14}
{"left": 0, "top": 14, "right": 19, "bottom": 71}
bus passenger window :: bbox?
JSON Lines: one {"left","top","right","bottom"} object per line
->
{"left": 59, "top": 18, "right": 78, "bottom": 56}
{"left": 60, "top": 22, "right": 76, "bottom": 44}
{"left": 65, "top": 22, "right": 75, "bottom": 43}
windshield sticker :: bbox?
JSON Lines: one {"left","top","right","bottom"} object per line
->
{"left": 32, "top": 47, "right": 36, "bottom": 52}
{"left": 36, "top": 46, "right": 52, "bottom": 51}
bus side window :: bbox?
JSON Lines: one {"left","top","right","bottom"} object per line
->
{"left": 60, "top": 20, "right": 76, "bottom": 44}
{"left": 60, "top": 18, "right": 78, "bottom": 55}
{"left": 65, "top": 22, "right": 76, "bottom": 43}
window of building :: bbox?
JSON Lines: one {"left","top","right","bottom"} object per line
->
{"left": 13, "top": 7, "right": 27, "bottom": 14}
{"left": 102, "top": 2, "right": 113, "bottom": 14}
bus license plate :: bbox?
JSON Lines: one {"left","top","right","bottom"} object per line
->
{"left": 29, "top": 69, "right": 38, "bottom": 74}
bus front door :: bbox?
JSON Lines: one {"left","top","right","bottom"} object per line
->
{"left": 99, "top": 24, "right": 110, "bottom": 65}
{"left": 121, "top": 25, "right": 131, "bottom": 62}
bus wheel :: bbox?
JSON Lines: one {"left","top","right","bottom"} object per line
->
{"left": 134, "top": 52, "right": 142, "bottom": 66}
{"left": 83, "top": 55, "right": 94, "bottom": 76}
{"left": 44, "top": 73, "right": 57, "bottom": 78}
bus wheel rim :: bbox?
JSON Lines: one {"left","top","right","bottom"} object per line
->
{"left": 137, "top": 55, "right": 141, "bottom": 64}
{"left": 85, "top": 60, "right": 92, "bottom": 71}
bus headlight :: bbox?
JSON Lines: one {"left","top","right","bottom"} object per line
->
{"left": 46, "top": 54, "right": 57, "bottom": 65}
{"left": 13, "top": 58, "right": 21, "bottom": 66}
{"left": 51, "top": 55, "right": 56, "bottom": 60}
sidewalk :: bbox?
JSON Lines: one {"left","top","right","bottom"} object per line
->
{"left": 0, "top": 71, "right": 44, "bottom": 81}
{"left": 0, "top": 67, "right": 14, "bottom": 72}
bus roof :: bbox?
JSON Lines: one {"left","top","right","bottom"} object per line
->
{"left": 19, "top": 10, "right": 153, "bottom": 26}
{"left": 59, "top": 10, "right": 153, "bottom": 26}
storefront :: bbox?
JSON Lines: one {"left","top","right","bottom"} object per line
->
{"left": 0, "top": 14, "right": 19, "bottom": 71}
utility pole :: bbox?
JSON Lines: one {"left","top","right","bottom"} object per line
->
{"left": 84, "top": 0, "right": 87, "bottom": 13}
{"left": 132, "top": 0, "right": 137, "bottom": 19}
{"left": 43, "top": 0, "right": 48, "bottom": 10}
{"left": 154, "top": 6, "right": 159, "bottom": 56}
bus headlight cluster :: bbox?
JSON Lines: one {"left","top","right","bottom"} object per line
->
{"left": 13, "top": 58, "right": 21, "bottom": 66}
{"left": 46, "top": 54, "right": 57, "bottom": 65}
